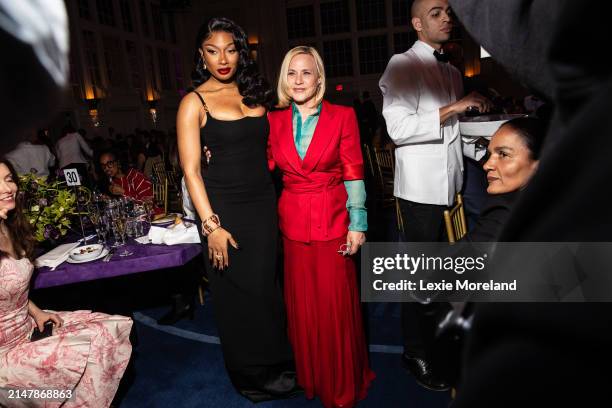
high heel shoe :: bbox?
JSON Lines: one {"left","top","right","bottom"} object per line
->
{"left": 157, "top": 295, "right": 195, "bottom": 325}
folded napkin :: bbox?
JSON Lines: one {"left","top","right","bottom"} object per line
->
{"left": 35, "top": 242, "right": 80, "bottom": 268}
{"left": 134, "top": 236, "right": 151, "bottom": 245}
{"left": 147, "top": 221, "right": 201, "bottom": 245}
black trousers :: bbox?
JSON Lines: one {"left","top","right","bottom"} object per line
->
{"left": 398, "top": 198, "right": 452, "bottom": 359}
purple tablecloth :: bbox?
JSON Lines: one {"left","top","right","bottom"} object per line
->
{"left": 33, "top": 241, "right": 202, "bottom": 289}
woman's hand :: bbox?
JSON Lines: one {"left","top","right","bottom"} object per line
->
{"left": 203, "top": 146, "right": 212, "bottom": 165}
{"left": 207, "top": 227, "right": 238, "bottom": 269}
{"left": 346, "top": 231, "right": 366, "bottom": 256}
{"left": 31, "top": 310, "right": 63, "bottom": 332}
{"left": 109, "top": 184, "right": 124, "bottom": 195}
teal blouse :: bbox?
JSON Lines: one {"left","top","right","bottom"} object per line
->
{"left": 291, "top": 103, "right": 367, "bottom": 231}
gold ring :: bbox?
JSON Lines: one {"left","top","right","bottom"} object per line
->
{"left": 215, "top": 254, "right": 223, "bottom": 260}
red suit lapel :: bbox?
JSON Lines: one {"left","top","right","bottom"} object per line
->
{"left": 278, "top": 107, "right": 306, "bottom": 176}
{"left": 301, "top": 100, "right": 335, "bottom": 175}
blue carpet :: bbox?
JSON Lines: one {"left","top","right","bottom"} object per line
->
{"left": 118, "top": 294, "right": 451, "bottom": 408}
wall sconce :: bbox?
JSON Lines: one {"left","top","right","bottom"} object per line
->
{"left": 248, "top": 40, "right": 259, "bottom": 61}
{"left": 86, "top": 98, "right": 102, "bottom": 127}
{"left": 147, "top": 99, "right": 159, "bottom": 126}
{"left": 84, "top": 86, "right": 105, "bottom": 127}
{"left": 143, "top": 87, "right": 161, "bottom": 126}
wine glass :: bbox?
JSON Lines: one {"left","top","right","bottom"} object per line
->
{"left": 133, "top": 203, "right": 150, "bottom": 238}
{"left": 98, "top": 215, "right": 109, "bottom": 245}
{"left": 113, "top": 217, "right": 126, "bottom": 246}
{"left": 115, "top": 208, "right": 134, "bottom": 257}
{"left": 106, "top": 203, "right": 123, "bottom": 247}
{"left": 88, "top": 204, "right": 106, "bottom": 245}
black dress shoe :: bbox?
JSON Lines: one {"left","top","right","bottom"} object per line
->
{"left": 401, "top": 353, "right": 450, "bottom": 391}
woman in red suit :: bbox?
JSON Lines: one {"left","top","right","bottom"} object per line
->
{"left": 268, "top": 46, "right": 375, "bottom": 408}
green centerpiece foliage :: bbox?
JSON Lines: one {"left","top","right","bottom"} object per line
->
{"left": 19, "top": 174, "right": 80, "bottom": 242}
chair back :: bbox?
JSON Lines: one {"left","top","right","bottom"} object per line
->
{"left": 363, "top": 144, "right": 376, "bottom": 179}
{"left": 372, "top": 146, "right": 403, "bottom": 232}
{"left": 373, "top": 146, "right": 394, "bottom": 190}
{"left": 444, "top": 194, "right": 467, "bottom": 243}
{"left": 152, "top": 177, "right": 168, "bottom": 214}
{"left": 152, "top": 160, "right": 167, "bottom": 183}
{"left": 166, "top": 166, "right": 179, "bottom": 187}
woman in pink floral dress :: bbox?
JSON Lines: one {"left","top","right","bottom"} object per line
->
{"left": 0, "top": 159, "right": 133, "bottom": 408}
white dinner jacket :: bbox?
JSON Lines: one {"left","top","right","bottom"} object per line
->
{"left": 379, "top": 40, "right": 482, "bottom": 206}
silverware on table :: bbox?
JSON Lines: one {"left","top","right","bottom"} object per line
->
{"left": 102, "top": 247, "right": 116, "bottom": 262}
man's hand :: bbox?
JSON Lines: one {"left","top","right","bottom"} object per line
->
{"left": 440, "top": 92, "right": 493, "bottom": 124}
{"left": 454, "top": 92, "right": 493, "bottom": 115}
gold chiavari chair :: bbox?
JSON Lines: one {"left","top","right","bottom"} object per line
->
{"left": 372, "top": 146, "right": 404, "bottom": 232}
{"left": 152, "top": 161, "right": 167, "bottom": 183}
{"left": 444, "top": 194, "right": 468, "bottom": 243}
{"left": 167, "top": 167, "right": 179, "bottom": 187}
{"left": 152, "top": 177, "right": 168, "bottom": 215}
{"left": 363, "top": 144, "right": 376, "bottom": 180}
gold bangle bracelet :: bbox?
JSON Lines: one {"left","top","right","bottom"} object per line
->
{"left": 202, "top": 214, "right": 221, "bottom": 236}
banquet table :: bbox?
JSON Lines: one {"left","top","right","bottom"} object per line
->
{"left": 33, "top": 241, "right": 202, "bottom": 290}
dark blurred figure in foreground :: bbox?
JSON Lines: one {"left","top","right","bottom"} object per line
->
{"left": 449, "top": 0, "right": 612, "bottom": 406}
{"left": 0, "top": 1, "right": 69, "bottom": 154}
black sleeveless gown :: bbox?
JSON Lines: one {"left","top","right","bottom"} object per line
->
{"left": 199, "top": 110, "right": 298, "bottom": 401}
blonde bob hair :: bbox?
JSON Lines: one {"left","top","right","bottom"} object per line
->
{"left": 277, "top": 46, "right": 326, "bottom": 108}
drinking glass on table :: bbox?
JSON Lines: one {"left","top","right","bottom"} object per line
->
{"left": 113, "top": 217, "right": 126, "bottom": 246}
{"left": 125, "top": 217, "right": 136, "bottom": 238}
{"left": 143, "top": 200, "right": 154, "bottom": 222}
{"left": 98, "top": 214, "right": 109, "bottom": 244}
{"left": 87, "top": 204, "right": 106, "bottom": 245}
{"left": 107, "top": 203, "right": 126, "bottom": 245}
{"left": 133, "top": 204, "right": 150, "bottom": 237}
{"left": 112, "top": 216, "right": 134, "bottom": 257}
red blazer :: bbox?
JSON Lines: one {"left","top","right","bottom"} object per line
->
{"left": 268, "top": 100, "right": 364, "bottom": 243}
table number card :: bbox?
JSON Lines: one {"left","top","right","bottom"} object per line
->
{"left": 63, "top": 168, "right": 81, "bottom": 186}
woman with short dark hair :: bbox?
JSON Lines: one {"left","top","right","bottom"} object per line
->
{"left": 467, "top": 117, "right": 545, "bottom": 241}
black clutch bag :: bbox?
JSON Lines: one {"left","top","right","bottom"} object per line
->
{"left": 30, "top": 321, "right": 54, "bottom": 342}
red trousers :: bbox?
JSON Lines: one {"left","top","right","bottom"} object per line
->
{"left": 283, "top": 236, "right": 375, "bottom": 408}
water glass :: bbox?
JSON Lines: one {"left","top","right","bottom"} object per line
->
{"left": 125, "top": 217, "right": 136, "bottom": 238}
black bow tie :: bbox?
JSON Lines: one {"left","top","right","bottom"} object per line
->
{"left": 434, "top": 50, "right": 449, "bottom": 63}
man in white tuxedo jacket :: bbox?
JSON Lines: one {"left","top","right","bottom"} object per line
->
{"left": 378, "top": 0, "right": 490, "bottom": 391}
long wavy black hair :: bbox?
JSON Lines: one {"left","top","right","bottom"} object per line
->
{"left": 0, "top": 159, "right": 35, "bottom": 261}
{"left": 191, "top": 17, "right": 273, "bottom": 108}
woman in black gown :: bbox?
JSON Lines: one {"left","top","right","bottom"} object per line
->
{"left": 176, "top": 17, "right": 298, "bottom": 402}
